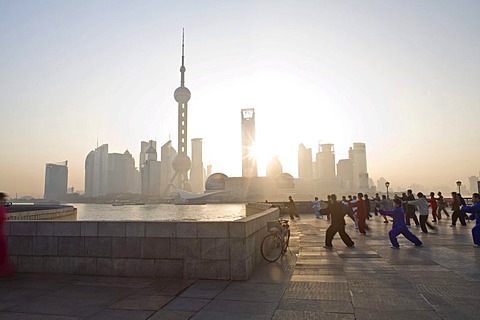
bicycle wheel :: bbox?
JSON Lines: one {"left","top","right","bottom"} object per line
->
{"left": 261, "top": 234, "right": 283, "bottom": 262}
{"left": 282, "top": 229, "right": 290, "bottom": 252}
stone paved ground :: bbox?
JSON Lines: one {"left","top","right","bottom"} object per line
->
{"left": 1, "top": 214, "right": 479, "bottom": 319}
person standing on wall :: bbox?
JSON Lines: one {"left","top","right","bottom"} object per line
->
{"left": 0, "top": 192, "right": 14, "bottom": 277}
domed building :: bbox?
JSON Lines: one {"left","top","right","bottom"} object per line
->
{"left": 205, "top": 173, "right": 228, "bottom": 191}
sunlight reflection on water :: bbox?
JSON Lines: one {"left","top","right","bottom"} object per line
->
{"left": 70, "top": 203, "right": 246, "bottom": 221}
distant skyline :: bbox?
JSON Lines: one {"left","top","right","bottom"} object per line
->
{"left": 1, "top": 1, "right": 479, "bottom": 197}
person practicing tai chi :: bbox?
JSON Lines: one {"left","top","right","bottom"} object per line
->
{"left": 379, "top": 198, "right": 423, "bottom": 249}
{"left": 407, "top": 192, "right": 436, "bottom": 233}
{"left": 461, "top": 193, "right": 480, "bottom": 247}
{"left": 323, "top": 194, "right": 355, "bottom": 248}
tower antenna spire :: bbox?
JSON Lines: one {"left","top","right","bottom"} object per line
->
{"left": 180, "top": 28, "right": 185, "bottom": 87}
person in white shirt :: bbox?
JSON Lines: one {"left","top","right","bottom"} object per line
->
{"left": 407, "top": 192, "right": 436, "bottom": 233}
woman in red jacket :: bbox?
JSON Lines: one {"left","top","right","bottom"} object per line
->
{"left": 0, "top": 192, "right": 14, "bottom": 276}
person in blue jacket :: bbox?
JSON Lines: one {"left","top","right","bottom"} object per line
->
{"left": 461, "top": 193, "right": 480, "bottom": 247}
{"left": 379, "top": 198, "right": 423, "bottom": 249}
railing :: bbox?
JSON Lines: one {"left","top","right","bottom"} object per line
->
{"left": 7, "top": 206, "right": 77, "bottom": 220}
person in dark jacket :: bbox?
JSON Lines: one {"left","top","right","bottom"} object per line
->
{"left": 379, "top": 198, "right": 423, "bottom": 248}
{"left": 287, "top": 195, "right": 300, "bottom": 220}
{"left": 324, "top": 194, "right": 355, "bottom": 248}
{"left": 405, "top": 189, "right": 420, "bottom": 227}
{"left": 450, "top": 192, "right": 466, "bottom": 226}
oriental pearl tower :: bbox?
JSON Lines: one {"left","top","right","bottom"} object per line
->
{"left": 171, "top": 29, "right": 192, "bottom": 191}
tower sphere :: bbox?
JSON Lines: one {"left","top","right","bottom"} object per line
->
{"left": 174, "top": 87, "right": 191, "bottom": 103}
{"left": 172, "top": 153, "right": 192, "bottom": 172}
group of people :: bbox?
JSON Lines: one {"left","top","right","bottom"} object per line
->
{"left": 299, "top": 190, "right": 480, "bottom": 249}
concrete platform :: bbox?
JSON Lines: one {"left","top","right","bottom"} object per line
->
{"left": 1, "top": 214, "right": 479, "bottom": 319}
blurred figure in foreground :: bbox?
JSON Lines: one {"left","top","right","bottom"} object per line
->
{"left": 0, "top": 192, "right": 14, "bottom": 276}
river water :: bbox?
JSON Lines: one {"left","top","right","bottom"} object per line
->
{"left": 69, "top": 203, "right": 246, "bottom": 221}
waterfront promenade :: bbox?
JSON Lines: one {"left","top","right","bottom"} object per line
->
{"left": 1, "top": 214, "right": 479, "bottom": 319}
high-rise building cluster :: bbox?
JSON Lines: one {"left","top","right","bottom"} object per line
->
{"left": 82, "top": 138, "right": 205, "bottom": 199}
{"left": 296, "top": 142, "right": 372, "bottom": 196}
{"left": 85, "top": 144, "right": 137, "bottom": 197}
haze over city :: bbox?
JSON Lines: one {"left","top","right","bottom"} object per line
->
{"left": 1, "top": 1, "right": 479, "bottom": 197}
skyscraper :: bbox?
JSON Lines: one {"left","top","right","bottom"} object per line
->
{"left": 316, "top": 144, "right": 336, "bottom": 179}
{"left": 298, "top": 144, "right": 313, "bottom": 180}
{"left": 141, "top": 144, "right": 162, "bottom": 196}
{"left": 44, "top": 161, "right": 68, "bottom": 201}
{"left": 107, "top": 150, "right": 136, "bottom": 194}
{"left": 140, "top": 140, "right": 157, "bottom": 170}
{"left": 160, "top": 140, "right": 177, "bottom": 196}
{"left": 337, "top": 159, "right": 353, "bottom": 191}
{"left": 349, "top": 143, "right": 368, "bottom": 191}
{"left": 85, "top": 144, "right": 108, "bottom": 197}
{"left": 241, "top": 108, "right": 257, "bottom": 177}
{"left": 171, "top": 29, "right": 192, "bottom": 191}
{"left": 190, "top": 138, "right": 205, "bottom": 194}
{"left": 468, "top": 175, "right": 478, "bottom": 193}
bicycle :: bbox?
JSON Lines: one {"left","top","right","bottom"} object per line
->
{"left": 261, "top": 219, "right": 291, "bottom": 262}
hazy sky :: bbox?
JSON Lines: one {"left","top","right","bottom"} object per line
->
{"left": 1, "top": 0, "right": 479, "bottom": 197}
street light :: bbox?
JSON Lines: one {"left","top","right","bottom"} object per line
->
{"left": 385, "top": 181, "right": 390, "bottom": 199}
{"left": 456, "top": 180, "right": 462, "bottom": 194}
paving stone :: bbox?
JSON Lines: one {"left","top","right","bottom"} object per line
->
{"left": 352, "top": 294, "right": 431, "bottom": 310}
{"left": 353, "top": 308, "right": 442, "bottom": 320}
{"left": 291, "top": 275, "right": 347, "bottom": 282}
{"left": 86, "top": 308, "right": 154, "bottom": 320}
{"left": 109, "top": 295, "right": 174, "bottom": 310}
{"left": 412, "top": 284, "right": 480, "bottom": 297}
{"left": 180, "top": 280, "right": 231, "bottom": 299}
{"left": 216, "top": 282, "right": 286, "bottom": 302}
{"left": 0, "top": 312, "right": 80, "bottom": 320}
{"left": 191, "top": 311, "right": 272, "bottom": 320}
{"left": 272, "top": 309, "right": 355, "bottom": 320}
{"left": 278, "top": 298, "right": 354, "bottom": 313}
{"left": 148, "top": 310, "right": 194, "bottom": 320}
{"left": 163, "top": 297, "right": 211, "bottom": 312}
{"left": 202, "top": 299, "right": 277, "bottom": 314}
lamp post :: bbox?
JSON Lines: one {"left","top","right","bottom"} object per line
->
{"left": 456, "top": 180, "right": 462, "bottom": 194}
{"left": 385, "top": 181, "right": 390, "bottom": 199}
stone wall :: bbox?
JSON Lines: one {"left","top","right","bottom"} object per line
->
{"left": 5, "top": 207, "right": 279, "bottom": 280}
